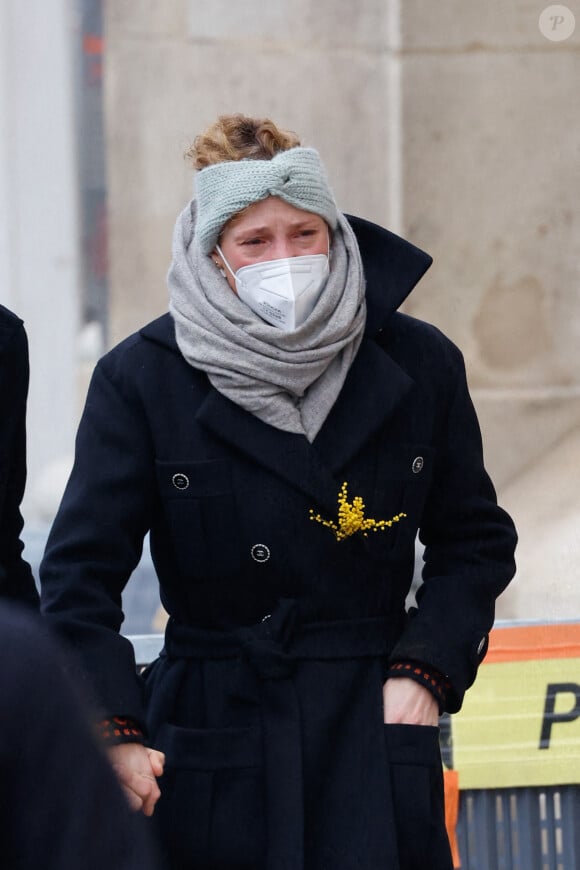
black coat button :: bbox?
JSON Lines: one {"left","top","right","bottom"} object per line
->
{"left": 251, "top": 544, "right": 270, "bottom": 563}
{"left": 412, "top": 456, "right": 424, "bottom": 474}
{"left": 172, "top": 473, "right": 190, "bottom": 490}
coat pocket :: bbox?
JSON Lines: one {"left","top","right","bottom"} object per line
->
{"left": 384, "top": 724, "right": 453, "bottom": 870}
{"left": 154, "top": 723, "right": 264, "bottom": 868}
{"left": 155, "top": 459, "right": 242, "bottom": 579}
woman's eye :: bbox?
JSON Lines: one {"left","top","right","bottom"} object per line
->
{"left": 242, "top": 238, "right": 264, "bottom": 246}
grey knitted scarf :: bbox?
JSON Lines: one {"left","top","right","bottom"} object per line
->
{"left": 168, "top": 201, "right": 366, "bottom": 442}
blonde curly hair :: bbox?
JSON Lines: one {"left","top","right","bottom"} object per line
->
{"left": 185, "top": 114, "right": 301, "bottom": 170}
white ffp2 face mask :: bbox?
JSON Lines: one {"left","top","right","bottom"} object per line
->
{"left": 216, "top": 246, "right": 330, "bottom": 331}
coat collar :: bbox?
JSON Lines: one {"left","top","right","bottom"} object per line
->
{"left": 344, "top": 215, "right": 432, "bottom": 335}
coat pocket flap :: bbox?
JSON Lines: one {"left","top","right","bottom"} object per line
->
{"left": 384, "top": 723, "right": 440, "bottom": 766}
{"left": 155, "top": 459, "right": 232, "bottom": 498}
{"left": 378, "top": 445, "right": 435, "bottom": 483}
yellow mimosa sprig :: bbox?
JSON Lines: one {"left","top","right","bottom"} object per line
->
{"left": 309, "top": 481, "right": 406, "bottom": 542}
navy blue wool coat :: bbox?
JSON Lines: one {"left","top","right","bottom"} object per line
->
{"left": 41, "top": 216, "right": 517, "bottom": 870}
{"left": 0, "top": 306, "right": 38, "bottom": 607}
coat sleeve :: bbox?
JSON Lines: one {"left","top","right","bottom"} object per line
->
{"left": 0, "top": 321, "right": 38, "bottom": 607}
{"left": 40, "top": 350, "right": 156, "bottom": 723}
{"left": 388, "top": 340, "right": 517, "bottom": 713}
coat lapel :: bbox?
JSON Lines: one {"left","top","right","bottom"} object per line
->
{"left": 195, "top": 388, "right": 341, "bottom": 514}
{"left": 313, "top": 338, "right": 414, "bottom": 473}
{"left": 195, "top": 338, "right": 414, "bottom": 510}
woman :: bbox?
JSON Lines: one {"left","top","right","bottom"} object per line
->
{"left": 41, "top": 114, "right": 517, "bottom": 870}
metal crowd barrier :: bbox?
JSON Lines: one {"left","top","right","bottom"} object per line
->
{"left": 455, "top": 785, "right": 580, "bottom": 869}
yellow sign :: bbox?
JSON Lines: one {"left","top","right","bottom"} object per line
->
{"left": 451, "top": 623, "right": 580, "bottom": 789}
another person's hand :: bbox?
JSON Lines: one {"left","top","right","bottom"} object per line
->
{"left": 383, "top": 677, "right": 439, "bottom": 726}
{"left": 108, "top": 743, "right": 165, "bottom": 816}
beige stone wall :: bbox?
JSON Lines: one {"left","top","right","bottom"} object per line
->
{"left": 104, "top": 0, "right": 399, "bottom": 343}
{"left": 104, "top": 1, "right": 580, "bottom": 620}
{"left": 400, "top": 3, "right": 580, "bottom": 479}
{"left": 395, "top": 3, "right": 580, "bottom": 618}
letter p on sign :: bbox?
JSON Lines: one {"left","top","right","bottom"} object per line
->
{"left": 539, "top": 683, "right": 580, "bottom": 749}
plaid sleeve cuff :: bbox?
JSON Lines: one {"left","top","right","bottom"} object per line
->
{"left": 387, "top": 660, "right": 451, "bottom": 714}
{"left": 97, "top": 716, "right": 146, "bottom": 746}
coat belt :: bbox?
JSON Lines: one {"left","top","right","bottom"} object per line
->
{"left": 163, "top": 600, "right": 398, "bottom": 870}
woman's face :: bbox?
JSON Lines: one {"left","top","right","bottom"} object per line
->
{"left": 213, "top": 196, "right": 329, "bottom": 293}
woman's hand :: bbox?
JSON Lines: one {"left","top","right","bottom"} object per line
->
{"left": 107, "top": 743, "right": 165, "bottom": 816}
{"left": 383, "top": 677, "right": 439, "bottom": 726}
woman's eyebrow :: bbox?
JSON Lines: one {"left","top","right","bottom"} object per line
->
{"left": 234, "top": 219, "right": 320, "bottom": 238}
{"left": 233, "top": 225, "right": 270, "bottom": 238}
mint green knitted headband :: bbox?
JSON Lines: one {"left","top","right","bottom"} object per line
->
{"left": 194, "top": 147, "right": 339, "bottom": 254}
